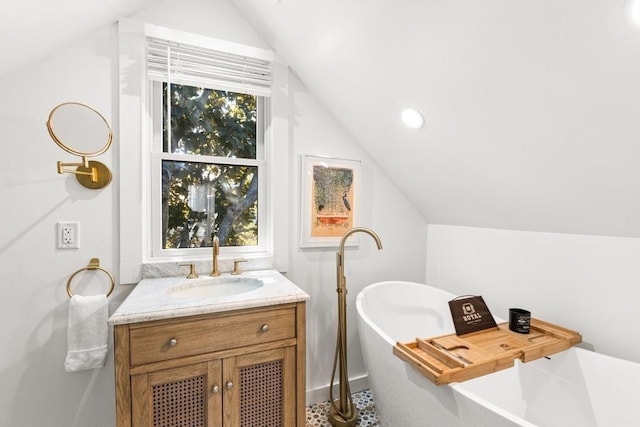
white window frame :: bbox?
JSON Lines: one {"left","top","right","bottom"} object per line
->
{"left": 118, "top": 20, "right": 290, "bottom": 284}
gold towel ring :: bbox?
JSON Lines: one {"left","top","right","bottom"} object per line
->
{"left": 66, "top": 258, "right": 115, "bottom": 298}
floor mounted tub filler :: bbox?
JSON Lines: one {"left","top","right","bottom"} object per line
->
{"left": 356, "top": 281, "right": 640, "bottom": 427}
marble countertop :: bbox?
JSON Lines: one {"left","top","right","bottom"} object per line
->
{"left": 109, "top": 269, "right": 310, "bottom": 325}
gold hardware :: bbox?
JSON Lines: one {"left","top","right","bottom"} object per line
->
{"left": 47, "top": 102, "right": 113, "bottom": 190}
{"left": 74, "top": 160, "right": 112, "bottom": 189}
{"left": 210, "top": 235, "right": 220, "bottom": 276}
{"left": 336, "top": 227, "right": 383, "bottom": 290}
{"left": 56, "top": 159, "right": 112, "bottom": 189}
{"left": 329, "top": 227, "right": 383, "bottom": 427}
{"left": 231, "top": 259, "right": 248, "bottom": 275}
{"left": 66, "top": 257, "right": 115, "bottom": 298}
{"left": 179, "top": 263, "right": 199, "bottom": 279}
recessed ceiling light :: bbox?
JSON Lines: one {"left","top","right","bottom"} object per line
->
{"left": 401, "top": 108, "right": 424, "bottom": 129}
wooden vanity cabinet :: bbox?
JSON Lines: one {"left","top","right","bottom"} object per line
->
{"left": 114, "top": 302, "right": 306, "bottom": 427}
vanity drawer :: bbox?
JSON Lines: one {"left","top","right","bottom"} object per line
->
{"left": 129, "top": 307, "right": 296, "bottom": 366}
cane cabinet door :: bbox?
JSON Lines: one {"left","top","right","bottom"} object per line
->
{"left": 131, "top": 360, "right": 222, "bottom": 427}
{"left": 223, "top": 347, "right": 296, "bottom": 427}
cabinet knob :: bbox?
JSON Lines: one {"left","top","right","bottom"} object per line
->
{"left": 225, "top": 381, "right": 234, "bottom": 390}
{"left": 167, "top": 338, "right": 178, "bottom": 347}
{"left": 261, "top": 324, "right": 269, "bottom": 332}
{"left": 211, "top": 385, "right": 220, "bottom": 394}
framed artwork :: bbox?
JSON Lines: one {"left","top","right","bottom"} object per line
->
{"left": 300, "top": 155, "right": 361, "bottom": 248}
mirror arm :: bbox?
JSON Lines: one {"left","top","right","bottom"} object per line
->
{"left": 57, "top": 157, "right": 98, "bottom": 182}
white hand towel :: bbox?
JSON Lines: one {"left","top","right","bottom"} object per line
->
{"left": 64, "top": 294, "right": 109, "bottom": 372}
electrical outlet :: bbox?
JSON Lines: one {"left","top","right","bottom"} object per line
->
{"left": 57, "top": 222, "right": 79, "bottom": 249}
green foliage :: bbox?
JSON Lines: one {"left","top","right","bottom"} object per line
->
{"left": 313, "top": 167, "right": 353, "bottom": 213}
{"left": 161, "top": 84, "right": 259, "bottom": 248}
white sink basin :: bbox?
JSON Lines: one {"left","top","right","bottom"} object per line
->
{"left": 166, "top": 277, "right": 263, "bottom": 299}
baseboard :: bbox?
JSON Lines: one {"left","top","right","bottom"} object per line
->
{"left": 306, "top": 373, "right": 370, "bottom": 406}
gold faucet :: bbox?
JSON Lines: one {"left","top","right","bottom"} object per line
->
{"left": 231, "top": 259, "right": 248, "bottom": 275}
{"left": 336, "top": 227, "right": 383, "bottom": 289}
{"left": 329, "top": 227, "right": 383, "bottom": 427}
{"left": 210, "top": 235, "right": 220, "bottom": 276}
{"left": 179, "top": 263, "right": 199, "bottom": 279}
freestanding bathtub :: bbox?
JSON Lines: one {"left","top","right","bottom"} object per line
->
{"left": 356, "top": 281, "right": 640, "bottom": 427}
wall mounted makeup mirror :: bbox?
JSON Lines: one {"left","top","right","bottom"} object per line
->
{"left": 47, "top": 102, "right": 113, "bottom": 189}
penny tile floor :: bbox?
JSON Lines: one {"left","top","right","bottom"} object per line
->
{"left": 306, "top": 389, "right": 379, "bottom": 427}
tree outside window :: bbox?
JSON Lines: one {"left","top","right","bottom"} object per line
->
{"left": 160, "top": 83, "right": 261, "bottom": 249}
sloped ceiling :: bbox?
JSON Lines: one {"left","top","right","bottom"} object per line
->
{"left": 0, "top": 0, "right": 161, "bottom": 75}
{"left": 233, "top": 0, "right": 640, "bottom": 238}
{"left": 1, "top": 0, "right": 638, "bottom": 237}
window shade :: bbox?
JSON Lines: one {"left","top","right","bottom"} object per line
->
{"left": 147, "top": 37, "right": 271, "bottom": 97}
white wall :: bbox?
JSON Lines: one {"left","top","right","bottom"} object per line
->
{"left": 0, "top": 2, "right": 427, "bottom": 425}
{"left": 285, "top": 73, "right": 428, "bottom": 402}
{"left": 0, "top": 25, "right": 121, "bottom": 427}
{"left": 426, "top": 225, "right": 640, "bottom": 363}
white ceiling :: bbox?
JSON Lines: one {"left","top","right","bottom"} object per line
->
{"left": 233, "top": 0, "right": 640, "bottom": 238}
{"left": 0, "top": 0, "right": 161, "bottom": 75}
{"left": 1, "top": 0, "right": 638, "bottom": 237}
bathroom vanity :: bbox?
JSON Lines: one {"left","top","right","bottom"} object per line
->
{"left": 109, "top": 270, "right": 309, "bottom": 427}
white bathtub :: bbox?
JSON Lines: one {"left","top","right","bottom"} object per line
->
{"left": 356, "top": 281, "right": 640, "bottom": 427}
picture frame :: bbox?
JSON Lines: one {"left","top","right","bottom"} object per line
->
{"left": 300, "top": 155, "right": 361, "bottom": 248}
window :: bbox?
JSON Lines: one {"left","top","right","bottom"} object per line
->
{"left": 118, "top": 22, "right": 289, "bottom": 283}
{"left": 146, "top": 34, "right": 271, "bottom": 258}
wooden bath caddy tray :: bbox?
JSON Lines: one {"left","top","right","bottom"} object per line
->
{"left": 393, "top": 319, "right": 581, "bottom": 385}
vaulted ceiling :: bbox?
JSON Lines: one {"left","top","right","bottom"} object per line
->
{"left": 234, "top": 0, "right": 640, "bottom": 238}
{"left": 0, "top": 0, "right": 163, "bottom": 75}
{"left": 2, "top": 0, "right": 638, "bottom": 237}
